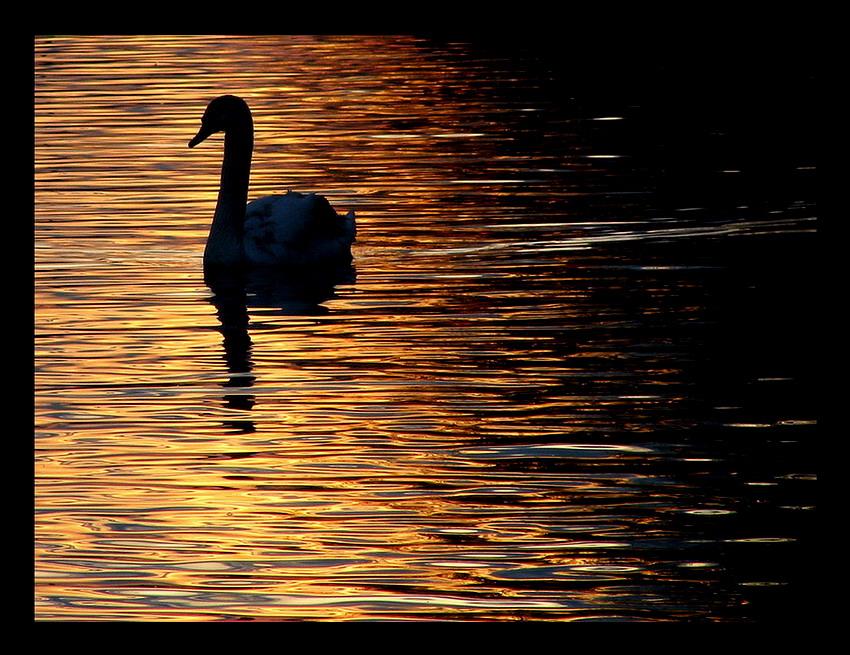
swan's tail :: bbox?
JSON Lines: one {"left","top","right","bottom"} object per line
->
{"left": 344, "top": 209, "right": 356, "bottom": 242}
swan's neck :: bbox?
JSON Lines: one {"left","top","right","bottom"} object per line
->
{"left": 205, "top": 120, "right": 253, "bottom": 266}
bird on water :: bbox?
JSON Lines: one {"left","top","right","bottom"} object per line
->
{"left": 188, "top": 95, "right": 355, "bottom": 268}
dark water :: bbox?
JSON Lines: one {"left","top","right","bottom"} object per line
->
{"left": 35, "top": 36, "right": 815, "bottom": 622}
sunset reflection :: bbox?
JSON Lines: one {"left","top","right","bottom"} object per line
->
{"left": 36, "top": 35, "right": 815, "bottom": 622}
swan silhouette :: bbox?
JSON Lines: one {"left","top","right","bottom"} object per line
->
{"left": 188, "top": 95, "right": 355, "bottom": 267}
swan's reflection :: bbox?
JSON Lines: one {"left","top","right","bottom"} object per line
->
{"left": 204, "top": 264, "right": 355, "bottom": 432}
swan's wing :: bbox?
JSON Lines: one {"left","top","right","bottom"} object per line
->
{"left": 244, "top": 192, "right": 355, "bottom": 265}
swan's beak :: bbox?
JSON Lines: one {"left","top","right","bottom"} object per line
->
{"left": 188, "top": 126, "right": 215, "bottom": 148}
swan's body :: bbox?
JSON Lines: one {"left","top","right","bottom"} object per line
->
{"left": 188, "top": 95, "right": 355, "bottom": 267}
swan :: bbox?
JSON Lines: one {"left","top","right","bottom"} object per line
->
{"left": 188, "top": 95, "right": 355, "bottom": 267}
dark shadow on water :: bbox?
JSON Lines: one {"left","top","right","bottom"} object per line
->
{"left": 203, "top": 263, "right": 356, "bottom": 433}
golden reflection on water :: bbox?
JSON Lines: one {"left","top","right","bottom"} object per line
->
{"left": 35, "top": 35, "right": 815, "bottom": 622}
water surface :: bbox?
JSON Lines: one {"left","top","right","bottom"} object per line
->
{"left": 35, "top": 35, "right": 816, "bottom": 622}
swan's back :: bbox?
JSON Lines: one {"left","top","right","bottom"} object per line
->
{"left": 243, "top": 191, "right": 355, "bottom": 267}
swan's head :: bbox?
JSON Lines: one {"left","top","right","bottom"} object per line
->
{"left": 188, "top": 95, "right": 252, "bottom": 148}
